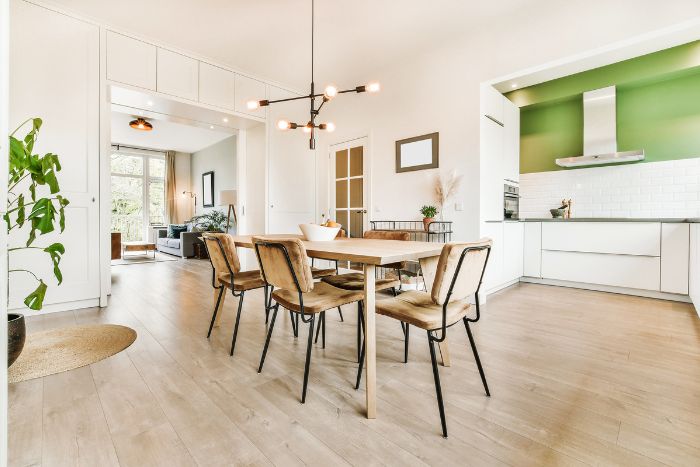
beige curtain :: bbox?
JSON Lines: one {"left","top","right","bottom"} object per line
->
{"left": 165, "top": 151, "right": 177, "bottom": 224}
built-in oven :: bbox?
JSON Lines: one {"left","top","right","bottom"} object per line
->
{"left": 503, "top": 183, "right": 519, "bottom": 219}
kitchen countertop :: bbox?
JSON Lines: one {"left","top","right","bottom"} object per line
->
{"left": 486, "top": 218, "right": 700, "bottom": 223}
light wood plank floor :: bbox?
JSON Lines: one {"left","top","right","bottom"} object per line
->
{"left": 9, "top": 258, "right": 700, "bottom": 466}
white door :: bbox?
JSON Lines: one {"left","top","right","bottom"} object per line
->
{"left": 9, "top": 0, "right": 100, "bottom": 310}
{"left": 329, "top": 136, "right": 370, "bottom": 232}
{"left": 267, "top": 86, "right": 316, "bottom": 233}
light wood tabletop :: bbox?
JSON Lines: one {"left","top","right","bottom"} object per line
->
{"left": 231, "top": 234, "right": 445, "bottom": 418}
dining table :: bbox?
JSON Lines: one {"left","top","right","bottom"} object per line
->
{"left": 230, "top": 233, "right": 446, "bottom": 419}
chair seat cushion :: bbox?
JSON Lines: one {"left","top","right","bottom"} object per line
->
{"left": 311, "top": 266, "right": 336, "bottom": 278}
{"left": 321, "top": 272, "right": 399, "bottom": 291}
{"left": 219, "top": 270, "right": 266, "bottom": 291}
{"left": 272, "top": 282, "right": 364, "bottom": 314}
{"left": 375, "top": 290, "right": 471, "bottom": 331}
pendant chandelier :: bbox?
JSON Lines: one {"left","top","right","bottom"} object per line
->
{"left": 246, "top": 0, "right": 380, "bottom": 149}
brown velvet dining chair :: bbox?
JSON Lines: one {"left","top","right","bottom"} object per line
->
{"left": 202, "top": 233, "right": 267, "bottom": 357}
{"left": 355, "top": 239, "right": 492, "bottom": 438}
{"left": 320, "top": 229, "right": 411, "bottom": 359}
{"left": 253, "top": 236, "right": 365, "bottom": 403}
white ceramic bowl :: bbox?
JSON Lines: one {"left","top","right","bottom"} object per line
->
{"left": 299, "top": 223, "right": 340, "bottom": 241}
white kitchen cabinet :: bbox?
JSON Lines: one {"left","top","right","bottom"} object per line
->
{"left": 503, "top": 99, "right": 520, "bottom": 183}
{"left": 541, "top": 250, "right": 660, "bottom": 291}
{"left": 235, "top": 74, "right": 267, "bottom": 118}
{"left": 480, "top": 85, "right": 504, "bottom": 125}
{"left": 199, "top": 62, "right": 236, "bottom": 110}
{"left": 480, "top": 222, "right": 504, "bottom": 292}
{"left": 106, "top": 31, "right": 156, "bottom": 90}
{"left": 542, "top": 222, "right": 660, "bottom": 256}
{"left": 503, "top": 222, "right": 524, "bottom": 282}
{"left": 523, "top": 222, "right": 542, "bottom": 277}
{"left": 480, "top": 115, "right": 504, "bottom": 221}
{"left": 661, "top": 223, "right": 689, "bottom": 294}
{"left": 690, "top": 224, "right": 700, "bottom": 316}
{"left": 157, "top": 48, "right": 199, "bottom": 101}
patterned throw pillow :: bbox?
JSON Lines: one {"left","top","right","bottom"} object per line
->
{"left": 167, "top": 224, "right": 188, "bottom": 239}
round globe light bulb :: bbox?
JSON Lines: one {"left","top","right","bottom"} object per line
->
{"left": 324, "top": 85, "right": 338, "bottom": 98}
{"left": 325, "top": 122, "right": 335, "bottom": 132}
{"left": 277, "top": 120, "right": 290, "bottom": 130}
{"left": 247, "top": 100, "right": 260, "bottom": 110}
{"left": 366, "top": 82, "right": 380, "bottom": 93}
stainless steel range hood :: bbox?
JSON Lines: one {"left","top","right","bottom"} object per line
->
{"left": 555, "top": 86, "right": 644, "bottom": 167}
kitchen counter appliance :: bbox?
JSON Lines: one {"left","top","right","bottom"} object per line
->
{"left": 504, "top": 183, "right": 519, "bottom": 219}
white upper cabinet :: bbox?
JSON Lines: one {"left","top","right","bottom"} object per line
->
{"left": 157, "top": 48, "right": 199, "bottom": 101}
{"left": 481, "top": 85, "right": 504, "bottom": 124}
{"left": 106, "top": 31, "right": 156, "bottom": 90}
{"left": 235, "top": 74, "right": 267, "bottom": 118}
{"left": 199, "top": 62, "right": 236, "bottom": 110}
{"left": 503, "top": 98, "right": 520, "bottom": 183}
{"left": 480, "top": 115, "right": 504, "bottom": 221}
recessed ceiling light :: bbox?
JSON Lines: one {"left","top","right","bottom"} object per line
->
{"left": 511, "top": 83, "right": 517, "bottom": 89}
{"left": 222, "top": 117, "right": 229, "bottom": 123}
{"left": 209, "top": 125, "right": 214, "bottom": 129}
{"left": 147, "top": 100, "right": 154, "bottom": 106}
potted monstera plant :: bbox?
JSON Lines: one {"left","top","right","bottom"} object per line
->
{"left": 5, "top": 118, "right": 69, "bottom": 366}
{"left": 188, "top": 209, "right": 230, "bottom": 232}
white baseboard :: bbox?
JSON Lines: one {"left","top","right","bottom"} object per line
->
{"left": 480, "top": 279, "right": 521, "bottom": 302}
{"left": 10, "top": 298, "right": 101, "bottom": 315}
{"left": 520, "top": 277, "right": 691, "bottom": 303}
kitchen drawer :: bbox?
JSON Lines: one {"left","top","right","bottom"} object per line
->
{"left": 541, "top": 250, "right": 660, "bottom": 291}
{"left": 541, "top": 222, "right": 660, "bottom": 256}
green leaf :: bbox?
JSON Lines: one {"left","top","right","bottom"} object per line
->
{"left": 26, "top": 198, "right": 57, "bottom": 245}
{"left": 44, "top": 243, "right": 65, "bottom": 285}
{"left": 16, "top": 194, "right": 25, "bottom": 227}
{"left": 24, "top": 280, "right": 47, "bottom": 310}
{"left": 29, "top": 183, "right": 36, "bottom": 202}
{"left": 40, "top": 153, "right": 61, "bottom": 193}
{"left": 9, "top": 136, "right": 26, "bottom": 170}
{"left": 3, "top": 212, "right": 10, "bottom": 232}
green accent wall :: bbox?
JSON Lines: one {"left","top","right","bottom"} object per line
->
{"left": 509, "top": 41, "right": 700, "bottom": 174}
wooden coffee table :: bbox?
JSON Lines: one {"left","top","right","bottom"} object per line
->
{"left": 122, "top": 241, "right": 157, "bottom": 259}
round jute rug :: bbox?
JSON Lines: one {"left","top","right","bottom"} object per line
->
{"left": 8, "top": 324, "right": 137, "bottom": 383}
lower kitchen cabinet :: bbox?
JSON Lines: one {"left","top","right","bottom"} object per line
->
{"left": 660, "top": 223, "right": 689, "bottom": 294}
{"left": 481, "top": 221, "right": 523, "bottom": 294}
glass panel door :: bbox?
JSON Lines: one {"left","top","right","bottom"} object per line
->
{"left": 333, "top": 143, "right": 367, "bottom": 270}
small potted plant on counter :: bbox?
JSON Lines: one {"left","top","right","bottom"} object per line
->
{"left": 420, "top": 205, "right": 438, "bottom": 231}
{"left": 5, "top": 118, "right": 70, "bottom": 366}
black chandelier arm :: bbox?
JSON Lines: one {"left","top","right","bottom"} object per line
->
{"left": 259, "top": 85, "right": 371, "bottom": 107}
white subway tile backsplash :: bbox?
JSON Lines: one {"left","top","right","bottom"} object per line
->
{"left": 519, "top": 158, "right": 700, "bottom": 218}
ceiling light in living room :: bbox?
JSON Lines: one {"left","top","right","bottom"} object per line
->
{"left": 129, "top": 117, "right": 153, "bottom": 131}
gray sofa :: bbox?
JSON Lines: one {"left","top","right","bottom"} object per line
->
{"left": 155, "top": 226, "right": 202, "bottom": 258}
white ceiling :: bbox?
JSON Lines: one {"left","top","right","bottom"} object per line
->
{"left": 48, "top": 0, "right": 531, "bottom": 90}
{"left": 111, "top": 111, "right": 234, "bottom": 153}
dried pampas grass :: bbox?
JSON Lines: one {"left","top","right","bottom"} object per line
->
{"left": 435, "top": 171, "right": 463, "bottom": 213}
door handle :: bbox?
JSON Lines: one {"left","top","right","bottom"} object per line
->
{"left": 354, "top": 209, "right": 367, "bottom": 214}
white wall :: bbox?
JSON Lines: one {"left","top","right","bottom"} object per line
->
{"left": 520, "top": 158, "right": 700, "bottom": 219}
{"left": 317, "top": 0, "right": 700, "bottom": 242}
{"left": 190, "top": 135, "right": 237, "bottom": 217}
{"left": 0, "top": 0, "right": 8, "bottom": 461}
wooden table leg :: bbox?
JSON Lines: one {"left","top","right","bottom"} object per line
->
{"left": 420, "top": 255, "right": 450, "bottom": 366}
{"left": 363, "top": 263, "right": 377, "bottom": 419}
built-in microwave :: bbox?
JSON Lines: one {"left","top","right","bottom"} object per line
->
{"left": 503, "top": 184, "right": 519, "bottom": 219}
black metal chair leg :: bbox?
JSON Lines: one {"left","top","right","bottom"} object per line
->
{"left": 207, "top": 287, "right": 224, "bottom": 338}
{"left": 464, "top": 319, "right": 490, "bottom": 397}
{"left": 301, "top": 314, "right": 315, "bottom": 403}
{"left": 229, "top": 292, "right": 245, "bottom": 356}
{"left": 314, "top": 311, "right": 324, "bottom": 343}
{"left": 355, "top": 302, "right": 366, "bottom": 390}
{"left": 264, "top": 286, "right": 270, "bottom": 324}
{"left": 322, "top": 311, "right": 326, "bottom": 349}
{"left": 391, "top": 287, "right": 397, "bottom": 297}
{"left": 290, "top": 311, "right": 298, "bottom": 337}
{"left": 258, "top": 305, "right": 279, "bottom": 373}
{"left": 400, "top": 321, "right": 405, "bottom": 336}
{"left": 356, "top": 303, "right": 362, "bottom": 362}
{"left": 404, "top": 323, "right": 410, "bottom": 363}
{"left": 428, "top": 332, "right": 448, "bottom": 438}
{"left": 337, "top": 306, "right": 344, "bottom": 322}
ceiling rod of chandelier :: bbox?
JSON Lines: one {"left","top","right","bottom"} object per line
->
{"left": 246, "top": 0, "right": 379, "bottom": 150}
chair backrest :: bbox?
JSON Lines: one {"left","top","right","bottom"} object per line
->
{"left": 364, "top": 230, "right": 410, "bottom": 269}
{"left": 202, "top": 233, "right": 241, "bottom": 278}
{"left": 431, "top": 239, "right": 492, "bottom": 305}
{"left": 253, "top": 236, "right": 314, "bottom": 293}
{"left": 363, "top": 230, "right": 410, "bottom": 241}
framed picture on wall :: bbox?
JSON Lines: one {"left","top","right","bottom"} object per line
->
{"left": 395, "top": 132, "right": 439, "bottom": 173}
{"left": 202, "top": 171, "right": 215, "bottom": 207}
